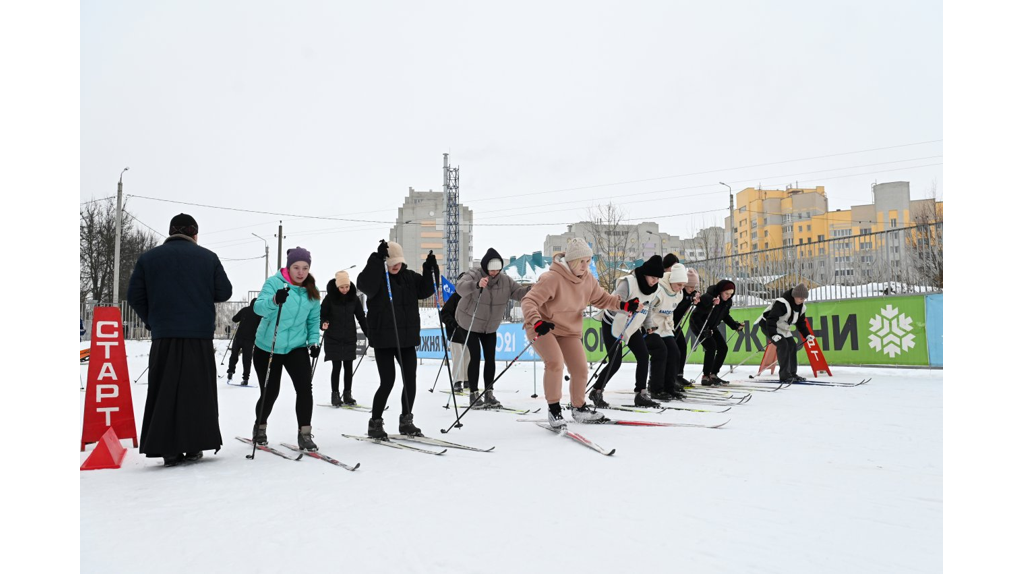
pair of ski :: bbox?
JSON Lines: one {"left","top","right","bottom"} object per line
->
{"left": 576, "top": 403, "right": 730, "bottom": 415}
{"left": 746, "top": 377, "right": 871, "bottom": 388}
{"left": 317, "top": 403, "right": 382, "bottom": 413}
{"left": 235, "top": 437, "right": 360, "bottom": 470}
{"left": 517, "top": 417, "right": 729, "bottom": 429}
{"left": 340, "top": 433, "right": 494, "bottom": 455}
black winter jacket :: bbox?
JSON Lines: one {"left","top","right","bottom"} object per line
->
{"left": 688, "top": 280, "right": 742, "bottom": 334}
{"left": 760, "top": 289, "right": 811, "bottom": 339}
{"left": 231, "top": 300, "right": 260, "bottom": 344}
{"left": 439, "top": 292, "right": 468, "bottom": 344}
{"left": 127, "top": 236, "right": 232, "bottom": 339}
{"left": 672, "top": 288, "right": 700, "bottom": 335}
{"left": 356, "top": 253, "right": 435, "bottom": 349}
{"left": 320, "top": 279, "right": 368, "bottom": 361}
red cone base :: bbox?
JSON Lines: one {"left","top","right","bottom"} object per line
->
{"left": 80, "top": 427, "right": 127, "bottom": 470}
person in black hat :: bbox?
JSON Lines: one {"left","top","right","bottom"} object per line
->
{"left": 689, "top": 279, "right": 743, "bottom": 386}
{"left": 590, "top": 255, "right": 665, "bottom": 408}
{"left": 758, "top": 283, "right": 813, "bottom": 383}
{"left": 127, "top": 213, "right": 233, "bottom": 466}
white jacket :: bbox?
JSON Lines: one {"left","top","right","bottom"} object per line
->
{"left": 644, "top": 276, "right": 686, "bottom": 337}
{"left": 602, "top": 274, "right": 660, "bottom": 339}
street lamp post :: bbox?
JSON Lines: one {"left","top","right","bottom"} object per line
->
{"left": 112, "top": 167, "right": 129, "bottom": 306}
{"left": 720, "top": 182, "right": 734, "bottom": 253}
{"left": 645, "top": 230, "right": 663, "bottom": 257}
{"left": 252, "top": 233, "right": 269, "bottom": 281}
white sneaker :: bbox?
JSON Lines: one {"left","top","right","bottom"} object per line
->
{"left": 547, "top": 406, "right": 567, "bottom": 429}
{"left": 571, "top": 404, "right": 608, "bottom": 424}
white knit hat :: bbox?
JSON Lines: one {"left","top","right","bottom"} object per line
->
{"left": 669, "top": 263, "right": 687, "bottom": 284}
{"left": 387, "top": 241, "right": 406, "bottom": 266}
{"left": 564, "top": 238, "right": 593, "bottom": 262}
{"left": 487, "top": 259, "right": 503, "bottom": 271}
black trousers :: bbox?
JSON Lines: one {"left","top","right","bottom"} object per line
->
{"left": 776, "top": 337, "right": 799, "bottom": 381}
{"left": 652, "top": 335, "right": 680, "bottom": 392}
{"left": 227, "top": 340, "right": 253, "bottom": 380}
{"left": 465, "top": 331, "right": 497, "bottom": 392}
{"left": 371, "top": 346, "right": 418, "bottom": 419}
{"left": 674, "top": 329, "right": 690, "bottom": 373}
{"left": 253, "top": 346, "right": 313, "bottom": 427}
{"left": 596, "top": 322, "right": 664, "bottom": 392}
{"left": 694, "top": 326, "right": 728, "bottom": 376}
{"left": 330, "top": 359, "right": 354, "bottom": 394}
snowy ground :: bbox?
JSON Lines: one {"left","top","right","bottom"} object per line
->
{"left": 81, "top": 340, "right": 941, "bottom": 574}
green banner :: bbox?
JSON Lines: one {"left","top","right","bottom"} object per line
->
{"left": 582, "top": 295, "right": 930, "bottom": 367}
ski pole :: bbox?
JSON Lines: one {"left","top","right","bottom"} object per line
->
{"left": 134, "top": 365, "right": 149, "bottom": 384}
{"left": 680, "top": 305, "right": 714, "bottom": 383}
{"left": 248, "top": 291, "right": 285, "bottom": 460}
{"left": 531, "top": 355, "right": 538, "bottom": 399}
{"left": 428, "top": 270, "right": 454, "bottom": 393}
{"left": 444, "top": 285, "right": 484, "bottom": 410}
{"left": 585, "top": 310, "right": 642, "bottom": 395}
{"left": 353, "top": 351, "right": 366, "bottom": 376}
{"left": 441, "top": 335, "right": 539, "bottom": 434}
{"left": 309, "top": 331, "right": 325, "bottom": 380}
{"left": 381, "top": 252, "right": 414, "bottom": 417}
{"left": 220, "top": 326, "right": 238, "bottom": 365}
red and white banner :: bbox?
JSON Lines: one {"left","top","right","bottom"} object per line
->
{"left": 81, "top": 307, "right": 138, "bottom": 451}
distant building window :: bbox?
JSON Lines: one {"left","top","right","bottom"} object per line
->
{"left": 860, "top": 228, "right": 871, "bottom": 235}
{"left": 818, "top": 235, "right": 825, "bottom": 242}
{"left": 798, "top": 225, "right": 803, "bottom": 232}
{"left": 890, "top": 218, "right": 898, "bottom": 227}
{"left": 799, "top": 238, "right": 804, "bottom": 245}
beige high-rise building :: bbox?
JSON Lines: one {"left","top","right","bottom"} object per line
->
{"left": 388, "top": 188, "right": 473, "bottom": 278}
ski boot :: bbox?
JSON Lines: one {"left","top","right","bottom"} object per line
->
{"left": 651, "top": 390, "right": 674, "bottom": 402}
{"left": 634, "top": 388, "right": 661, "bottom": 408}
{"left": 226, "top": 373, "right": 233, "bottom": 383}
{"left": 712, "top": 374, "right": 730, "bottom": 386}
{"left": 399, "top": 413, "right": 424, "bottom": 437}
{"left": 588, "top": 387, "right": 610, "bottom": 408}
{"left": 453, "top": 381, "right": 464, "bottom": 393}
{"left": 367, "top": 417, "right": 388, "bottom": 440}
{"left": 297, "top": 425, "right": 318, "bottom": 452}
{"left": 483, "top": 389, "right": 502, "bottom": 408}
{"left": 547, "top": 403, "right": 567, "bottom": 430}
{"left": 331, "top": 391, "right": 343, "bottom": 407}
{"left": 342, "top": 389, "right": 357, "bottom": 406}
{"left": 701, "top": 374, "right": 719, "bottom": 387}
{"left": 572, "top": 403, "right": 609, "bottom": 424}
{"left": 163, "top": 454, "right": 185, "bottom": 467}
{"left": 469, "top": 391, "right": 489, "bottom": 409}
{"left": 184, "top": 452, "right": 203, "bottom": 462}
{"left": 665, "top": 387, "right": 686, "bottom": 400}
{"left": 252, "top": 423, "right": 268, "bottom": 445}
{"left": 240, "top": 378, "right": 249, "bottom": 386}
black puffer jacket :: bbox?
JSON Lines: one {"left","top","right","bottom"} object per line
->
{"left": 231, "top": 299, "right": 260, "bottom": 344}
{"left": 439, "top": 292, "right": 468, "bottom": 344}
{"left": 688, "top": 280, "right": 742, "bottom": 334}
{"left": 356, "top": 253, "right": 435, "bottom": 349}
{"left": 320, "top": 279, "right": 368, "bottom": 361}
{"left": 672, "top": 288, "right": 700, "bottom": 336}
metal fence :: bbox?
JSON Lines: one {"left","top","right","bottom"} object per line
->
{"left": 80, "top": 300, "right": 251, "bottom": 342}
{"left": 688, "top": 222, "right": 943, "bottom": 306}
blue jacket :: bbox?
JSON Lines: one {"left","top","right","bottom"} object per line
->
{"left": 254, "top": 270, "right": 320, "bottom": 354}
{"left": 127, "top": 236, "right": 232, "bottom": 339}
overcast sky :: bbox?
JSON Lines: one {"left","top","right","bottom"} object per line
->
{"left": 81, "top": 0, "right": 942, "bottom": 295}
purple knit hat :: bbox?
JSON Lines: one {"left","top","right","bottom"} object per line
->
{"left": 286, "top": 246, "right": 311, "bottom": 268}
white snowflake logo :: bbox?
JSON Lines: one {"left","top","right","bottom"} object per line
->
{"left": 868, "top": 305, "right": 916, "bottom": 358}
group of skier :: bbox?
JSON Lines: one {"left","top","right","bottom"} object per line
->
{"left": 127, "top": 212, "right": 813, "bottom": 465}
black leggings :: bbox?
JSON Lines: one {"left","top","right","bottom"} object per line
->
{"left": 253, "top": 346, "right": 313, "bottom": 427}
{"left": 693, "top": 327, "right": 728, "bottom": 376}
{"left": 371, "top": 346, "right": 418, "bottom": 419}
{"left": 596, "top": 321, "right": 664, "bottom": 392}
{"left": 227, "top": 340, "right": 253, "bottom": 379}
{"left": 465, "top": 331, "right": 497, "bottom": 392}
{"left": 330, "top": 359, "right": 354, "bottom": 394}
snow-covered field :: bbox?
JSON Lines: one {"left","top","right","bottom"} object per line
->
{"left": 81, "top": 340, "right": 941, "bottom": 574}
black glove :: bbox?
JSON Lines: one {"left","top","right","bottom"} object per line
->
{"left": 308, "top": 345, "right": 321, "bottom": 359}
{"left": 620, "top": 298, "right": 641, "bottom": 313}
{"left": 424, "top": 250, "right": 439, "bottom": 280}
{"left": 375, "top": 239, "right": 389, "bottom": 260}
{"left": 274, "top": 287, "right": 290, "bottom": 305}
{"left": 533, "top": 320, "right": 555, "bottom": 336}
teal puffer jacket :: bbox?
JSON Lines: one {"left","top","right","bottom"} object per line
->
{"left": 254, "top": 270, "right": 320, "bottom": 355}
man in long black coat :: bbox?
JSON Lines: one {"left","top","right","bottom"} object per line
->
{"left": 227, "top": 299, "right": 259, "bottom": 385}
{"left": 127, "top": 213, "right": 232, "bottom": 466}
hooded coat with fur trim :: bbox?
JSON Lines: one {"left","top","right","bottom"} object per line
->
{"left": 455, "top": 248, "right": 532, "bottom": 334}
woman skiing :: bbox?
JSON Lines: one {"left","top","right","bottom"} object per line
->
{"left": 672, "top": 267, "right": 701, "bottom": 388}
{"left": 320, "top": 270, "right": 367, "bottom": 406}
{"left": 455, "top": 248, "right": 532, "bottom": 409}
{"left": 521, "top": 238, "right": 629, "bottom": 428}
{"left": 689, "top": 279, "right": 743, "bottom": 386}
{"left": 643, "top": 262, "right": 690, "bottom": 400}
{"left": 356, "top": 240, "right": 437, "bottom": 439}
{"left": 251, "top": 247, "right": 322, "bottom": 451}
{"left": 589, "top": 255, "right": 664, "bottom": 409}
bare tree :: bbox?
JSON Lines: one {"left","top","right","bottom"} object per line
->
{"left": 581, "top": 203, "right": 638, "bottom": 292}
{"left": 80, "top": 199, "right": 159, "bottom": 305}
{"left": 906, "top": 180, "right": 943, "bottom": 288}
